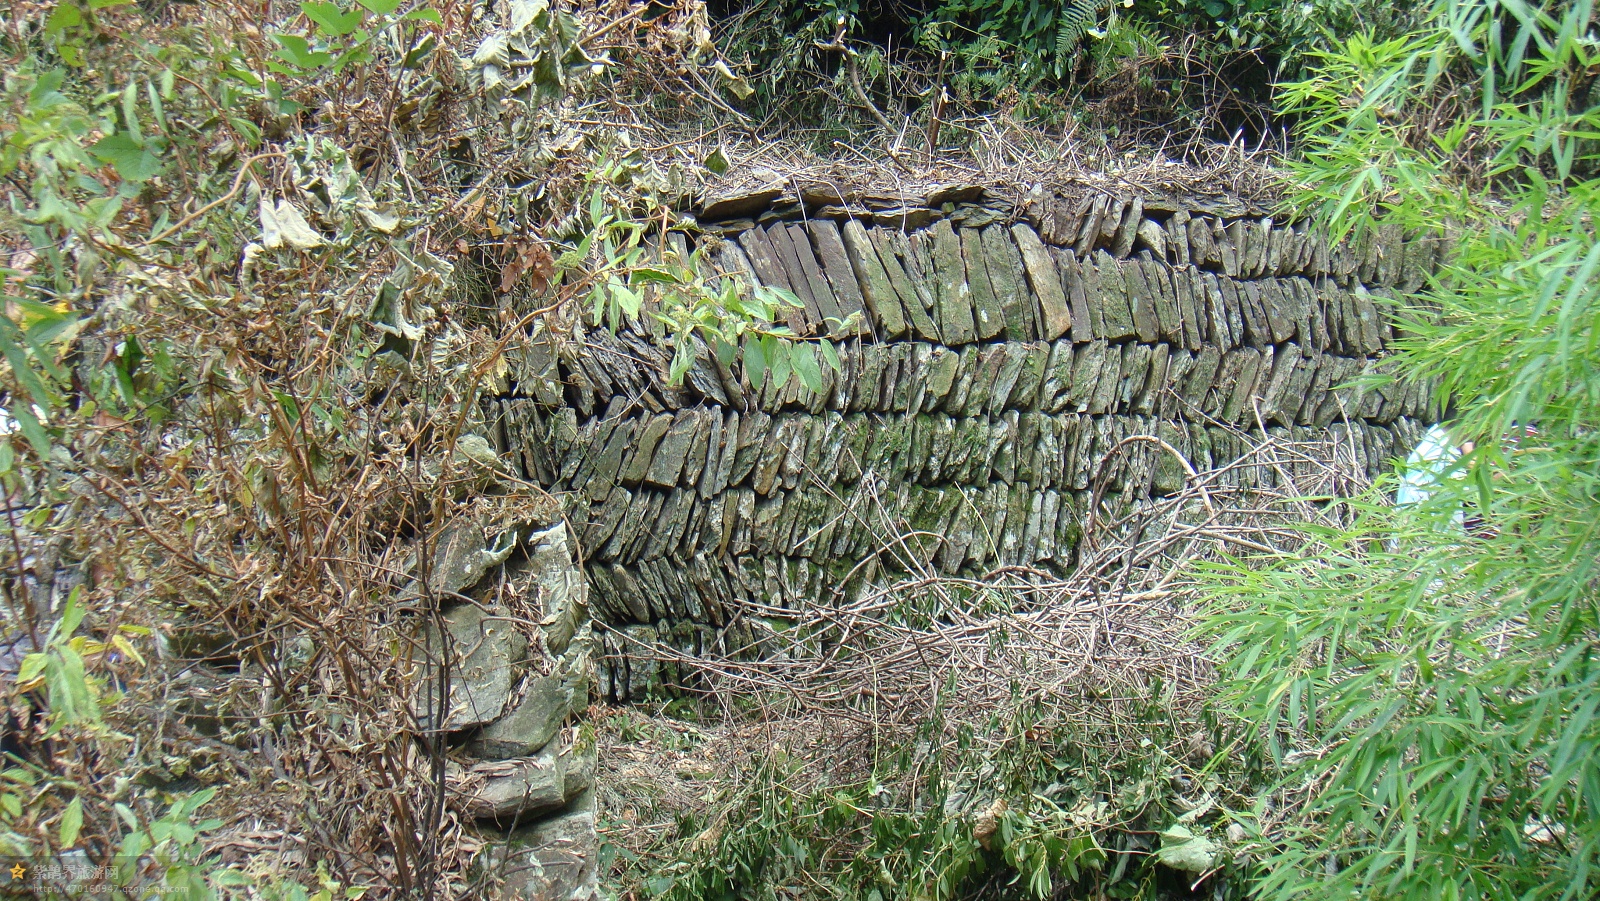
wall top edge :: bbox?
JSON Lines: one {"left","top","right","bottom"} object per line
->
{"left": 692, "top": 177, "right": 1274, "bottom": 231}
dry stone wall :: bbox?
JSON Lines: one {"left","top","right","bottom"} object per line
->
{"left": 489, "top": 182, "right": 1440, "bottom": 702}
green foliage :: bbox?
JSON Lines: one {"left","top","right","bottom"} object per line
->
{"left": 0, "top": 590, "right": 247, "bottom": 897}
{"left": 1132, "top": 0, "right": 1421, "bottom": 68}
{"left": 1083, "top": 13, "right": 1169, "bottom": 86}
{"left": 715, "top": 0, "right": 1421, "bottom": 134}
{"left": 1280, "top": 0, "right": 1600, "bottom": 238}
{"left": 917, "top": 0, "right": 1110, "bottom": 85}
{"left": 1205, "top": 2, "right": 1600, "bottom": 898}
{"left": 620, "top": 686, "right": 1251, "bottom": 899}
{"left": 0, "top": 3, "right": 835, "bottom": 894}
{"left": 111, "top": 789, "right": 237, "bottom": 899}
{"left": 462, "top": 0, "right": 594, "bottom": 108}
{"left": 0, "top": 1, "right": 464, "bottom": 895}
{"left": 634, "top": 737, "right": 1228, "bottom": 900}
{"left": 14, "top": 589, "right": 101, "bottom": 726}
{"left": 570, "top": 158, "right": 844, "bottom": 391}
{"left": 0, "top": 17, "right": 306, "bottom": 457}
{"left": 270, "top": 1, "right": 440, "bottom": 75}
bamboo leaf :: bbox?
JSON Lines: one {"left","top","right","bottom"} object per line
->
{"left": 59, "top": 797, "right": 83, "bottom": 847}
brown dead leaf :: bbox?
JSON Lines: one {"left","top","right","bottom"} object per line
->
{"left": 498, "top": 237, "right": 555, "bottom": 295}
{"left": 974, "top": 797, "right": 1008, "bottom": 850}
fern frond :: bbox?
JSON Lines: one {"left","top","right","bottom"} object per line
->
{"left": 1056, "top": 25, "right": 1076, "bottom": 70}
{"left": 1057, "top": 0, "right": 1110, "bottom": 51}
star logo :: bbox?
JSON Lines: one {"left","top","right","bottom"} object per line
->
{"left": 8, "top": 862, "right": 24, "bottom": 880}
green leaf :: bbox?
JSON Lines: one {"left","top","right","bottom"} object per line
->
{"left": 401, "top": 32, "right": 437, "bottom": 67}
{"left": 45, "top": 2, "right": 82, "bottom": 38}
{"left": 145, "top": 79, "right": 166, "bottom": 132}
{"left": 611, "top": 283, "right": 641, "bottom": 318}
{"left": 54, "top": 586, "right": 87, "bottom": 642}
{"left": 114, "top": 335, "right": 142, "bottom": 404}
{"left": 0, "top": 318, "right": 58, "bottom": 409}
{"left": 120, "top": 82, "right": 141, "bottom": 142}
{"left": 629, "top": 267, "right": 681, "bottom": 287}
{"left": 818, "top": 338, "right": 840, "bottom": 372}
{"left": 793, "top": 344, "right": 824, "bottom": 393}
{"left": 705, "top": 145, "right": 730, "bottom": 176}
{"left": 14, "top": 300, "right": 78, "bottom": 348}
{"left": 7, "top": 404, "right": 52, "bottom": 458}
{"left": 272, "top": 33, "right": 335, "bottom": 70}
{"left": 90, "top": 134, "right": 163, "bottom": 182}
{"left": 331, "top": 42, "right": 375, "bottom": 72}
{"left": 667, "top": 340, "right": 694, "bottom": 386}
{"left": 744, "top": 335, "right": 768, "bottom": 390}
{"left": 768, "top": 340, "right": 792, "bottom": 392}
{"left": 355, "top": 0, "right": 403, "bottom": 13}
{"left": 302, "top": 2, "right": 365, "bottom": 36}
{"left": 762, "top": 285, "right": 803, "bottom": 310}
{"left": 47, "top": 643, "right": 96, "bottom": 724}
{"left": 59, "top": 796, "right": 83, "bottom": 847}
{"left": 15, "top": 653, "right": 48, "bottom": 686}
{"left": 274, "top": 391, "right": 302, "bottom": 426}
{"left": 1155, "top": 825, "right": 1217, "bottom": 874}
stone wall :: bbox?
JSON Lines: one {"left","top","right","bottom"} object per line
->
{"left": 488, "top": 182, "right": 1439, "bottom": 702}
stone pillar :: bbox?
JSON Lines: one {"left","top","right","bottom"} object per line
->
{"left": 412, "top": 516, "right": 599, "bottom": 900}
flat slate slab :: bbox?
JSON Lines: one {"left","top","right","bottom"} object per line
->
{"left": 414, "top": 603, "right": 527, "bottom": 733}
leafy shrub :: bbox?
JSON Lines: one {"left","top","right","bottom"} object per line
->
{"left": 1205, "top": 1, "right": 1600, "bottom": 897}
{"left": 0, "top": 0, "right": 781, "bottom": 896}
{"left": 1132, "top": 0, "right": 1421, "bottom": 67}
{"left": 709, "top": 0, "right": 1423, "bottom": 137}
{"left": 628, "top": 699, "right": 1250, "bottom": 901}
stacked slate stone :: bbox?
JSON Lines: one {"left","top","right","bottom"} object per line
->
{"left": 407, "top": 518, "right": 601, "bottom": 900}
{"left": 488, "top": 183, "right": 1441, "bottom": 702}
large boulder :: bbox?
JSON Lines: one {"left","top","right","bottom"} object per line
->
{"left": 450, "top": 735, "right": 593, "bottom": 823}
{"left": 450, "top": 742, "right": 568, "bottom": 821}
{"left": 404, "top": 515, "right": 517, "bottom": 602}
{"left": 523, "top": 523, "right": 589, "bottom": 657}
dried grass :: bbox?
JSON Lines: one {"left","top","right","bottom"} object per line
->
{"left": 628, "top": 119, "right": 1289, "bottom": 222}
